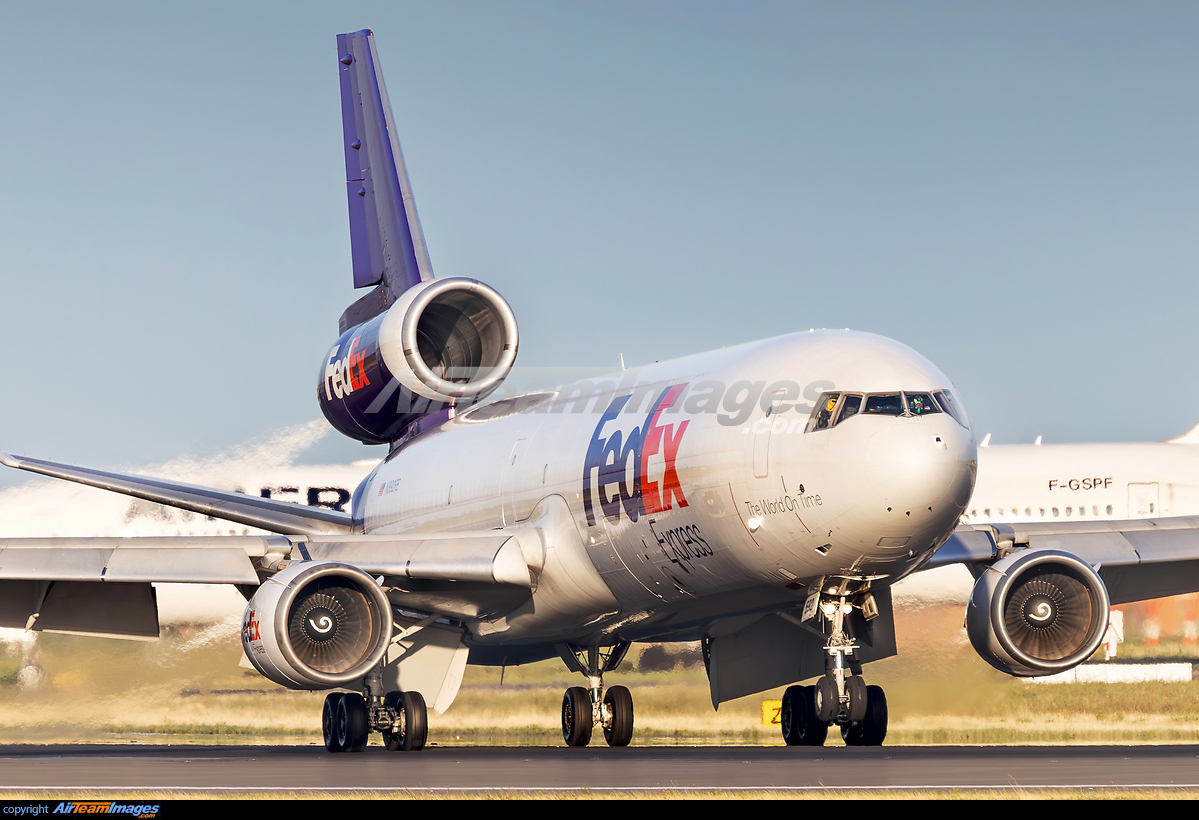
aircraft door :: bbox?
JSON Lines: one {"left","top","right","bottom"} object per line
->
{"left": 501, "top": 437, "right": 538, "bottom": 525}
{"left": 751, "top": 388, "right": 791, "bottom": 479}
{"left": 1128, "top": 482, "right": 1160, "bottom": 518}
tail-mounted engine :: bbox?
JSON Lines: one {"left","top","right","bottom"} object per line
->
{"left": 319, "top": 277, "right": 519, "bottom": 443}
{"left": 966, "top": 549, "right": 1109, "bottom": 677}
{"left": 241, "top": 562, "right": 393, "bottom": 690}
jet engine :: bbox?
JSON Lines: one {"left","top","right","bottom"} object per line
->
{"left": 966, "top": 549, "right": 1109, "bottom": 677}
{"left": 241, "top": 562, "right": 393, "bottom": 690}
{"left": 319, "top": 277, "right": 519, "bottom": 443}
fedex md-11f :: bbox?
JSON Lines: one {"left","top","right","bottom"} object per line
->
{"left": 6, "top": 30, "right": 1199, "bottom": 752}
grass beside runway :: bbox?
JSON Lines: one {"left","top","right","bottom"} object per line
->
{"left": 2, "top": 605, "right": 1198, "bottom": 746}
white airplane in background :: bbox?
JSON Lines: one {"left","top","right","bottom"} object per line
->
{"left": 964, "top": 422, "right": 1199, "bottom": 525}
{"left": 902, "top": 422, "right": 1199, "bottom": 605}
{"left": 5, "top": 30, "right": 1199, "bottom": 755}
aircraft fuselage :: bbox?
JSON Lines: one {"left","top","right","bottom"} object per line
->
{"left": 356, "top": 329, "right": 978, "bottom": 648}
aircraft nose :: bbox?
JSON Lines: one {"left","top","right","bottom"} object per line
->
{"left": 865, "top": 420, "right": 975, "bottom": 514}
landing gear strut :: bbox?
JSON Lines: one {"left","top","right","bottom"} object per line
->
{"left": 557, "top": 642, "right": 634, "bottom": 747}
{"left": 780, "top": 583, "right": 888, "bottom": 747}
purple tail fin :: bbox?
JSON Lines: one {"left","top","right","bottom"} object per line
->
{"left": 337, "top": 30, "right": 432, "bottom": 328}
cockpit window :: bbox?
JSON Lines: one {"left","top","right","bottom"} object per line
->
{"left": 806, "top": 389, "right": 966, "bottom": 431}
{"left": 835, "top": 394, "right": 862, "bottom": 425}
{"left": 934, "top": 390, "right": 968, "bottom": 428}
{"left": 806, "top": 392, "right": 841, "bottom": 432}
{"left": 863, "top": 393, "right": 904, "bottom": 416}
{"left": 903, "top": 392, "right": 940, "bottom": 416}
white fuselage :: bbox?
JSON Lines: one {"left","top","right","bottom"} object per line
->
{"left": 966, "top": 439, "right": 1199, "bottom": 525}
{"left": 355, "top": 329, "right": 978, "bottom": 648}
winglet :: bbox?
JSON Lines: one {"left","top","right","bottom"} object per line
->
{"left": 337, "top": 29, "right": 433, "bottom": 296}
{"left": 1165, "top": 421, "right": 1199, "bottom": 444}
{"left": 0, "top": 452, "right": 19, "bottom": 469}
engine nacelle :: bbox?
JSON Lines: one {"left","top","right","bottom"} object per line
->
{"left": 318, "top": 277, "right": 519, "bottom": 443}
{"left": 966, "top": 549, "right": 1110, "bottom": 677}
{"left": 241, "top": 562, "right": 393, "bottom": 690}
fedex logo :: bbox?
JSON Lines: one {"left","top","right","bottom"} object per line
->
{"left": 324, "top": 334, "right": 371, "bottom": 401}
{"left": 241, "top": 609, "right": 261, "bottom": 644}
{"left": 583, "top": 383, "right": 689, "bottom": 526}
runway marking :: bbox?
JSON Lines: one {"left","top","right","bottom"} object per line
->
{"left": 3, "top": 785, "right": 1199, "bottom": 792}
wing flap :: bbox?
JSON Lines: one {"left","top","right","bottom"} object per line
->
{"left": 0, "top": 536, "right": 287, "bottom": 584}
{"left": 0, "top": 580, "right": 160, "bottom": 640}
{"left": 1024, "top": 531, "right": 1140, "bottom": 566}
{"left": 0, "top": 549, "right": 110, "bottom": 581}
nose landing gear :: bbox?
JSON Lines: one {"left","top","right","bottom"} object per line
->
{"left": 557, "top": 642, "right": 634, "bottom": 747}
{"left": 780, "top": 585, "right": 889, "bottom": 747}
{"left": 780, "top": 684, "right": 827, "bottom": 746}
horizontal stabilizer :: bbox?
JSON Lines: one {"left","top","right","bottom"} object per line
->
{"left": 0, "top": 451, "right": 353, "bottom": 536}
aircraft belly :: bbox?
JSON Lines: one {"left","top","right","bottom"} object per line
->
{"left": 605, "top": 582, "right": 812, "bottom": 643}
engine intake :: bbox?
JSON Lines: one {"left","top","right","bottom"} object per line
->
{"left": 966, "top": 549, "right": 1109, "bottom": 677}
{"left": 382, "top": 277, "right": 518, "bottom": 400}
{"left": 242, "top": 562, "right": 393, "bottom": 689}
{"left": 319, "top": 277, "right": 519, "bottom": 443}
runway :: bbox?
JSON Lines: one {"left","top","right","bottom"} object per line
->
{"left": 1, "top": 744, "right": 1198, "bottom": 792}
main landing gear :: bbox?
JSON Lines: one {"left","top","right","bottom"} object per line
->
{"left": 557, "top": 642, "right": 634, "bottom": 747}
{"left": 321, "top": 668, "right": 429, "bottom": 753}
{"left": 780, "top": 585, "right": 888, "bottom": 747}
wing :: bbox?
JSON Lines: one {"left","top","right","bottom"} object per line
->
{"left": 0, "top": 530, "right": 539, "bottom": 640}
{"left": 0, "top": 451, "right": 354, "bottom": 535}
{"left": 0, "top": 449, "right": 547, "bottom": 638}
{"left": 928, "top": 515, "right": 1199, "bottom": 603}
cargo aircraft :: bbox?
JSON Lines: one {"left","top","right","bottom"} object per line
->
{"left": 5, "top": 30, "right": 1199, "bottom": 752}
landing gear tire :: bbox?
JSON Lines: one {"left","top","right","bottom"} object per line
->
{"left": 603, "top": 684, "right": 634, "bottom": 747}
{"left": 781, "top": 685, "right": 828, "bottom": 746}
{"left": 383, "top": 690, "right": 429, "bottom": 752}
{"left": 562, "top": 686, "right": 593, "bottom": 747}
{"left": 781, "top": 686, "right": 802, "bottom": 746}
{"left": 846, "top": 675, "right": 868, "bottom": 723}
{"left": 322, "top": 692, "right": 344, "bottom": 753}
{"left": 815, "top": 676, "right": 838, "bottom": 724}
{"left": 841, "top": 684, "right": 888, "bottom": 746}
{"left": 336, "top": 691, "right": 369, "bottom": 753}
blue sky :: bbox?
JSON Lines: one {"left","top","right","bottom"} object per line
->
{"left": 2, "top": 2, "right": 1198, "bottom": 487}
